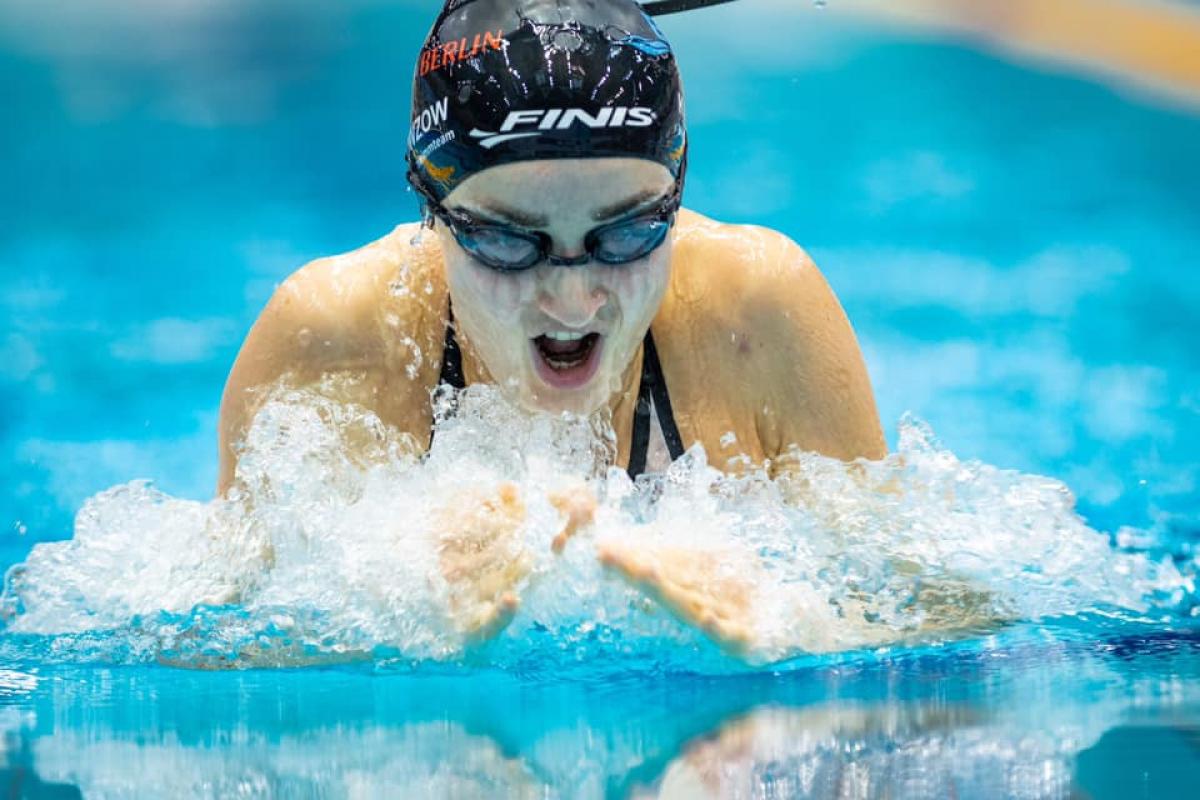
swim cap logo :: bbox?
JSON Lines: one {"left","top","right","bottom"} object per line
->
{"left": 419, "top": 30, "right": 506, "bottom": 76}
{"left": 469, "top": 107, "right": 657, "bottom": 150}
{"left": 417, "top": 155, "right": 456, "bottom": 191}
{"left": 408, "top": 96, "right": 450, "bottom": 150}
{"left": 409, "top": 96, "right": 458, "bottom": 190}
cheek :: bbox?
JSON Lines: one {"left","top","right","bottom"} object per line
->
{"left": 444, "top": 247, "right": 536, "bottom": 325}
{"left": 606, "top": 249, "right": 671, "bottom": 322}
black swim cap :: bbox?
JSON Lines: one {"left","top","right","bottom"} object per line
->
{"left": 406, "top": 0, "right": 687, "bottom": 205}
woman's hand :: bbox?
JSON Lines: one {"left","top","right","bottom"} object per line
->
{"left": 433, "top": 482, "right": 531, "bottom": 642}
{"left": 597, "top": 539, "right": 760, "bottom": 657}
{"left": 431, "top": 481, "right": 600, "bottom": 644}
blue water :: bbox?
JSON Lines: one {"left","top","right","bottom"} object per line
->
{"left": 3, "top": 628, "right": 1199, "bottom": 797}
{"left": 3, "top": 0, "right": 1199, "bottom": 796}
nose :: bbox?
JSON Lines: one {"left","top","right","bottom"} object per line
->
{"left": 536, "top": 266, "right": 607, "bottom": 328}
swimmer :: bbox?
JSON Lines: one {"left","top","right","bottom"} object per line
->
{"left": 218, "top": 0, "right": 888, "bottom": 653}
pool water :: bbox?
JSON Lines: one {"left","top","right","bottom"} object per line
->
{"left": 3, "top": 630, "right": 1199, "bottom": 798}
{"left": 2, "top": 0, "right": 1199, "bottom": 796}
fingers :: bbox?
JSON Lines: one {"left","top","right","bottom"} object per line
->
{"left": 597, "top": 541, "right": 758, "bottom": 656}
{"left": 596, "top": 541, "right": 665, "bottom": 585}
{"left": 461, "top": 590, "right": 521, "bottom": 644}
{"left": 548, "top": 484, "right": 597, "bottom": 553}
{"left": 433, "top": 482, "right": 530, "bottom": 642}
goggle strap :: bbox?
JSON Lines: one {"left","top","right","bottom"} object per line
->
{"left": 640, "top": 0, "right": 741, "bottom": 16}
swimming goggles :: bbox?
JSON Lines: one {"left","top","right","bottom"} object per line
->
{"left": 421, "top": 182, "right": 681, "bottom": 272}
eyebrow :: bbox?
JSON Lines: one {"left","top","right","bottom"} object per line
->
{"left": 468, "top": 201, "right": 548, "bottom": 229}
{"left": 591, "top": 188, "right": 664, "bottom": 222}
{"left": 459, "top": 188, "right": 668, "bottom": 229}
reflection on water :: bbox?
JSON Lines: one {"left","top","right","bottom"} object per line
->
{"left": 2, "top": 631, "right": 1198, "bottom": 798}
{"left": 652, "top": 705, "right": 1058, "bottom": 799}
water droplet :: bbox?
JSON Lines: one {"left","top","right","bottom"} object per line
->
{"left": 551, "top": 29, "right": 584, "bottom": 53}
{"left": 400, "top": 336, "right": 423, "bottom": 380}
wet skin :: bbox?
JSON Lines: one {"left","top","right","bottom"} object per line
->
{"left": 436, "top": 159, "right": 676, "bottom": 417}
{"left": 217, "top": 157, "right": 888, "bottom": 653}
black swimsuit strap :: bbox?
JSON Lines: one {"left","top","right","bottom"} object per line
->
{"left": 628, "top": 328, "right": 686, "bottom": 479}
{"left": 430, "top": 305, "right": 465, "bottom": 450}
{"left": 439, "top": 307, "right": 466, "bottom": 390}
{"left": 437, "top": 306, "right": 683, "bottom": 476}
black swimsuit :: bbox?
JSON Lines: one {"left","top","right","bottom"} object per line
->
{"left": 436, "top": 313, "right": 685, "bottom": 479}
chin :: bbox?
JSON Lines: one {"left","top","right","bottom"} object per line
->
{"left": 525, "top": 385, "right": 607, "bottom": 416}
{"left": 522, "top": 364, "right": 610, "bottom": 415}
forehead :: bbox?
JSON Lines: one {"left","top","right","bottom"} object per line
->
{"left": 446, "top": 158, "right": 674, "bottom": 216}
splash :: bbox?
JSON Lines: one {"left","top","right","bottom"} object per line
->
{"left": 1, "top": 386, "right": 1193, "bottom": 671}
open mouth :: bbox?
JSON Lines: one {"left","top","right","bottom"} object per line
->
{"left": 531, "top": 332, "right": 603, "bottom": 390}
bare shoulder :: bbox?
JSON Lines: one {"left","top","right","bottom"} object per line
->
{"left": 671, "top": 209, "right": 834, "bottom": 320}
{"left": 268, "top": 223, "right": 445, "bottom": 342}
{"left": 663, "top": 209, "right": 885, "bottom": 462}
{"left": 218, "top": 223, "right": 449, "bottom": 492}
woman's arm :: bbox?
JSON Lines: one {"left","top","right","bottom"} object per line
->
{"left": 740, "top": 229, "right": 886, "bottom": 466}
{"left": 217, "top": 231, "right": 446, "bottom": 494}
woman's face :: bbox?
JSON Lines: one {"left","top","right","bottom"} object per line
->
{"left": 436, "top": 158, "right": 675, "bottom": 415}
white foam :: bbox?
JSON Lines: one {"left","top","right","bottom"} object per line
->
{"left": 2, "top": 386, "right": 1192, "bottom": 669}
